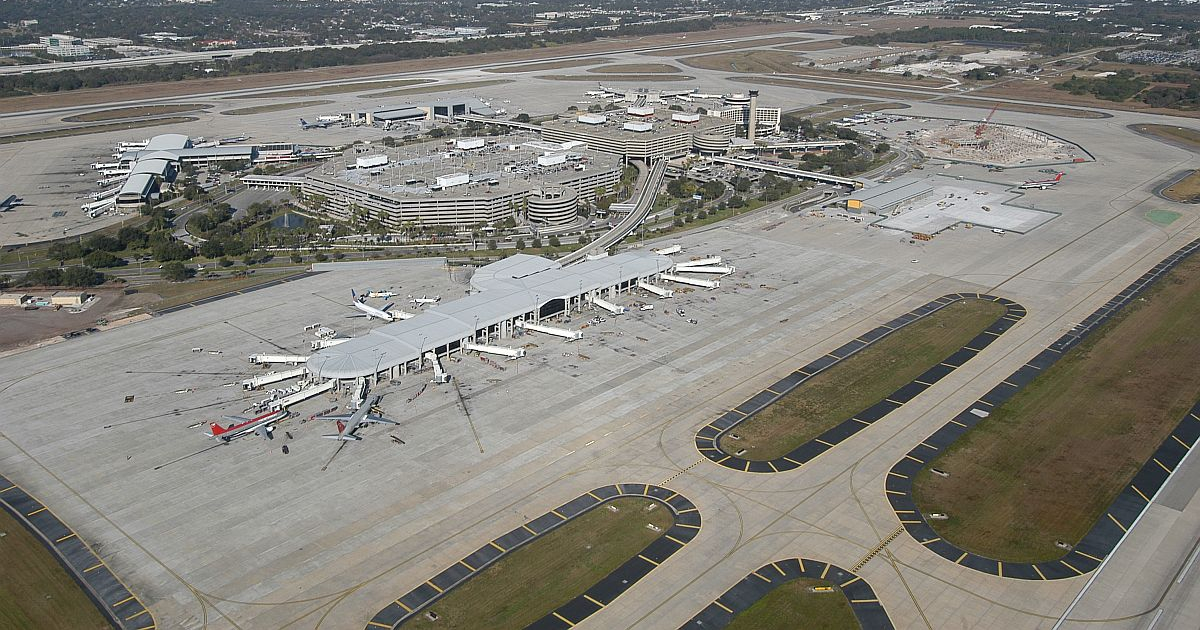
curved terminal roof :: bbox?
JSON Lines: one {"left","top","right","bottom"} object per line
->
{"left": 308, "top": 252, "right": 671, "bottom": 379}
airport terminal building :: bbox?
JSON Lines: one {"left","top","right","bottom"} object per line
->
{"left": 308, "top": 251, "right": 673, "bottom": 381}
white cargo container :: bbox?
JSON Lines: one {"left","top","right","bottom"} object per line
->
{"left": 355, "top": 154, "right": 388, "bottom": 169}
{"left": 435, "top": 172, "right": 470, "bottom": 188}
{"left": 537, "top": 153, "right": 568, "bottom": 167}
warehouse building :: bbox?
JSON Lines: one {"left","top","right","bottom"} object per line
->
{"left": 844, "top": 177, "right": 935, "bottom": 214}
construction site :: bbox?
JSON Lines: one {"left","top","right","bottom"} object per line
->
{"left": 911, "top": 116, "right": 1084, "bottom": 168}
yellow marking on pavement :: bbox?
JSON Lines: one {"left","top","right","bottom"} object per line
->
{"left": 919, "top": 442, "right": 938, "bottom": 450}
{"left": 584, "top": 594, "right": 605, "bottom": 607}
{"left": 820, "top": 563, "right": 830, "bottom": 579}
{"left": 84, "top": 563, "right": 104, "bottom": 573}
{"left": 753, "top": 571, "right": 772, "bottom": 582}
{"left": 888, "top": 471, "right": 908, "bottom": 479}
{"left": 853, "top": 418, "right": 871, "bottom": 426}
{"left": 905, "top": 455, "right": 925, "bottom": 464}
{"left": 914, "top": 379, "right": 933, "bottom": 386}
{"left": 112, "top": 596, "right": 135, "bottom": 608}
{"left": 368, "top": 622, "right": 392, "bottom": 628}
{"left": 840, "top": 576, "right": 861, "bottom": 588}
{"left": 955, "top": 552, "right": 968, "bottom": 564}
{"left": 895, "top": 510, "right": 915, "bottom": 514}
{"left": 55, "top": 533, "right": 76, "bottom": 543}
{"left": 523, "top": 524, "right": 536, "bottom": 535}
{"left": 900, "top": 520, "right": 923, "bottom": 524}
{"left": 767, "top": 461, "right": 779, "bottom": 473}
{"left": 714, "top": 600, "right": 733, "bottom": 613}
{"left": 426, "top": 581, "right": 443, "bottom": 593}
{"left": 1061, "top": 561, "right": 1084, "bottom": 575}
{"left": 666, "top": 534, "right": 686, "bottom": 546}
{"left": 716, "top": 456, "right": 731, "bottom": 465}
{"left": 27, "top": 506, "right": 47, "bottom": 516}
{"left": 1155, "top": 458, "right": 1173, "bottom": 473}
{"left": 950, "top": 420, "right": 967, "bottom": 427}
{"left": 997, "top": 562, "right": 1003, "bottom": 578}
{"left": 395, "top": 599, "right": 413, "bottom": 612}
{"left": 851, "top": 598, "right": 879, "bottom": 604}
{"left": 1173, "top": 435, "right": 1192, "bottom": 449}
{"left": 639, "top": 554, "right": 660, "bottom": 566}
{"left": 125, "top": 609, "right": 150, "bottom": 621}
{"left": 885, "top": 489, "right": 905, "bottom": 496}
{"left": 0, "top": 485, "right": 14, "bottom": 493}
{"left": 1032, "top": 565, "right": 1046, "bottom": 580}
{"left": 552, "top": 612, "right": 575, "bottom": 626}
{"left": 798, "top": 558, "right": 805, "bottom": 573}
{"left": 1132, "top": 486, "right": 1151, "bottom": 503}
{"left": 920, "top": 538, "right": 941, "bottom": 545}
{"left": 1108, "top": 513, "right": 1127, "bottom": 532}
{"left": 459, "top": 559, "right": 475, "bottom": 571}
{"left": 728, "top": 408, "right": 745, "bottom": 416}
{"left": 1076, "top": 550, "right": 1103, "bottom": 563}
{"left": 815, "top": 439, "right": 835, "bottom": 447}
{"left": 773, "top": 562, "right": 787, "bottom": 576}
{"left": 783, "top": 457, "right": 804, "bottom": 466}
{"left": 489, "top": 541, "right": 506, "bottom": 552}
{"left": 677, "top": 523, "right": 700, "bottom": 529}
{"left": 885, "top": 398, "right": 903, "bottom": 405}
{"left": 552, "top": 509, "right": 567, "bottom": 519}
{"left": 587, "top": 491, "right": 603, "bottom": 501}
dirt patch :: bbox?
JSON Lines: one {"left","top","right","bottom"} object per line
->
{"left": 975, "top": 79, "right": 1200, "bottom": 120}
{"left": 686, "top": 50, "right": 953, "bottom": 88}
{"left": 223, "top": 78, "right": 434, "bottom": 99}
{"left": 1162, "top": 170, "right": 1200, "bottom": 203}
{"left": 0, "top": 116, "right": 199, "bottom": 145}
{"left": 538, "top": 74, "right": 695, "bottom": 82}
{"left": 913, "top": 255, "right": 1200, "bottom": 563}
{"left": 638, "top": 36, "right": 805, "bottom": 57}
{"left": 358, "top": 78, "right": 514, "bottom": 99}
{"left": 221, "top": 99, "right": 334, "bottom": 116}
{"left": 728, "top": 75, "right": 938, "bottom": 102}
{"left": 484, "top": 58, "right": 612, "bottom": 74}
{"left": 0, "top": 288, "right": 156, "bottom": 352}
{"left": 0, "top": 23, "right": 795, "bottom": 115}
{"left": 586, "top": 63, "right": 681, "bottom": 74}
{"left": 62, "top": 103, "right": 210, "bottom": 122}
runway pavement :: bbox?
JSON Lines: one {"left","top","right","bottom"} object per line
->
{"left": 367, "top": 483, "right": 701, "bottom": 630}
{"left": 682, "top": 558, "right": 894, "bottom": 629}
{"left": 694, "top": 293, "right": 1025, "bottom": 473}
{"left": 886, "top": 237, "right": 1200, "bottom": 581}
{"left": 0, "top": 473, "right": 155, "bottom": 630}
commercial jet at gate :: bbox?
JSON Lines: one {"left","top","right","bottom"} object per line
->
{"left": 1019, "top": 172, "right": 1063, "bottom": 190}
{"left": 206, "top": 410, "right": 287, "bottom": 442}
{"left": 350, "top": 290, "right": 407, "bottom": 321}
{"left": 315, "top": 395, "right": 398, "bottom": 441}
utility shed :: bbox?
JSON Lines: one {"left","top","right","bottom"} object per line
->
{"left": 0, "top": 293, "right": 30, "bottom": 306}
{"left": 50, "top": 291, "right": 87, "bottom": 306}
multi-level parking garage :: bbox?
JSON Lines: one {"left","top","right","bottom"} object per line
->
{"left": 301, "top": 133, "right": 622, "bottom": 229}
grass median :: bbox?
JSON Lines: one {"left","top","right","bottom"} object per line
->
{"left": 721, "top": 300, "right": 1006, "bottom": 461}
{"left": 913, "top": 256, "right": 1200, "bottom": 563}
{"left": 0, "top": 508, "right": 111, "bottom": 629}
{"left": 724, "top": 579, "right": 860, "bottom": 630}
{"left": 404, "top": 497, "right": 673, "bottom": 630}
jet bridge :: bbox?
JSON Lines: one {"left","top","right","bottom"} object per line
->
{"left": 462, "top": 341, "right": 527, "bottom": 359}
{"left": 589, "top": 296, "right": 628, "bottom": 315}
{"left": 424, "top": 352, "right": 452, "bottom": 384}
{"left": 637, "top": 280, "right": 674, "bottom": 298}
{"left": 242, "top": 367, "right": 307, "bottom": 390}
{"left": 514, "top": 320, "right": 584, "bottom": 340}
{"left": 661, "top": 273, "right": 720, "bottom": 289}
{"left": 249, "top": 354, "right": 309, "bottom": 365}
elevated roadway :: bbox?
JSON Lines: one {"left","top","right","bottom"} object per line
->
{"left": 559, "top": 159, "right": 665, "bottom": 266}
{"left": 708, "top": 156, "right": 864, "bottom": 188}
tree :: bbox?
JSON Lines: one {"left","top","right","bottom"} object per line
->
{"left": 153, "top": 240, "right": 194, "bottom": 262}
{"left": 48, "top": 242, "right": 85, "bottom": 264}
{"left": 531, "top": 237, "right": 542, "bottom": 248}
{"left": 22, "top": 267, "right": 63, "bottom": 287}
{"left": 486, "top": 239, "right": 497, "bottom": 250}
{"left": 513, "top": 113, "right": 531, "bottom": 123}
{"left": 548, "top": 235, "right": 560, "bottom": 247}
{"left": 84, "top": 234, "right": 122, "bottom": 252}
{"left": 290, "top": 253, "right": 303, "bottom": 263}
{"left": 218, "top": 257, "right": 233, "bottom": 267}
{"left": 701, "top": 180, "right": 725, "bottom": 199}
{"left": 61, "top": 265, "right": 104, "bottom": 287}
{"left": 198, "top": 240, "right": 225, "bottom": 258}
{"left": 82, "top": 250, "right": 124, "bottom": 268}
{"left": 314, "top": 252, "right": 328, "bottom": 262}
{"left": 668, "top": 104, "right": 683, "bottom": 111}
{"left": 160, "top": 261, "right": 191, "bottom": 282}
{"left": 515, "top": 238, "right": 526, "bottom": 250}
{"left": 874, "top": 142, "right": 891, "bottom": 154}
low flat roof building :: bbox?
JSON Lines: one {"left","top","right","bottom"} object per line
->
{"left": 539, "top": 109, "right": 735, "bottom": 161}
{"left": 50, "top": 291, "right": 87, "bottom": 305}
{"left": 846, "top": 177, "right": 935, "bottom": 214}
{"left": 0, "top": 293, "right": 30, "bottom": 306}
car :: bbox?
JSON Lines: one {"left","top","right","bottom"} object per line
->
{"left": 687, "top": 319, "right": 698, "bottom": 325}
{"left": 991, "top": 229, "right": 1006, "bottom": 235}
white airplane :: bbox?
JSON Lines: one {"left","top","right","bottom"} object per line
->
{"left": 205, "top": 410, "right": 287, "bottom": 442}
{"left": 363, "top": 288, "right": 398, "bottom": 299}
{"left": 315, "top": 395, "right": 397, "bottom": 441}
{"left": 409, "top": 294, "right": 441, "bottom": 306}
{"left": 1018, "top": 172, "right": 1063, "bottom": 190}
{"left": 350, "top": 290, "right": 400, "bottom": 321}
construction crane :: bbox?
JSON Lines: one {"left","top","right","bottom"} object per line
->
{"left": 975, "top": 104, "right": 999, "bottom": 138}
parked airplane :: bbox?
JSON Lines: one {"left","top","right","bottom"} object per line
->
{"left": 363, "top": 288, "right": 398, "bottom": 299}
{"left": 220, "top": 136, "right": 250, "bottom": 144}
{"left": 316, "top": 395, "right": 398, "bottom": 441}
{"left": 0, "top": 194, "right": 22, "bottom": 212}
{"left": 409, "top": 294, "right": 441, "bottom": 305}
{"left": 206, "top": 409, "right": 287, "bottom": 442}
{"left": 300, "top": 118, "right": 333, "bottom": 130}
{"left": 1019, "top": 172, "right": 1063, "bottom": 190}
{"left": 350, "top": 290, "right": 399, "bottom": 321}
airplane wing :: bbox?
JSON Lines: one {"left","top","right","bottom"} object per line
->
{"left": 382, "top": 302, "right": 395, "bottom": 312}
{"left": 256, "top": 424, "right": 274, "bottom": 440}
{"left": 314, "top": 413, "right": 354, "bottom": 421}
{"left": 362, "top": 414, "right": 399, "bottom": 425}
{"left": 222, "top": 415, "right": 250, "bottom": 423}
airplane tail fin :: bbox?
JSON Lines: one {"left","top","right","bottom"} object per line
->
{"left": 208, "top": 422, "right": 229, "bottom": 437}
{"left": 382, "top": 302, "right": 394, "bottom": 312}
{"left": 1054, "top": 172, "right": 1063, "bottom": 182}
{"left": 336, "top": 420, "right": 346, "bottom": 433}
